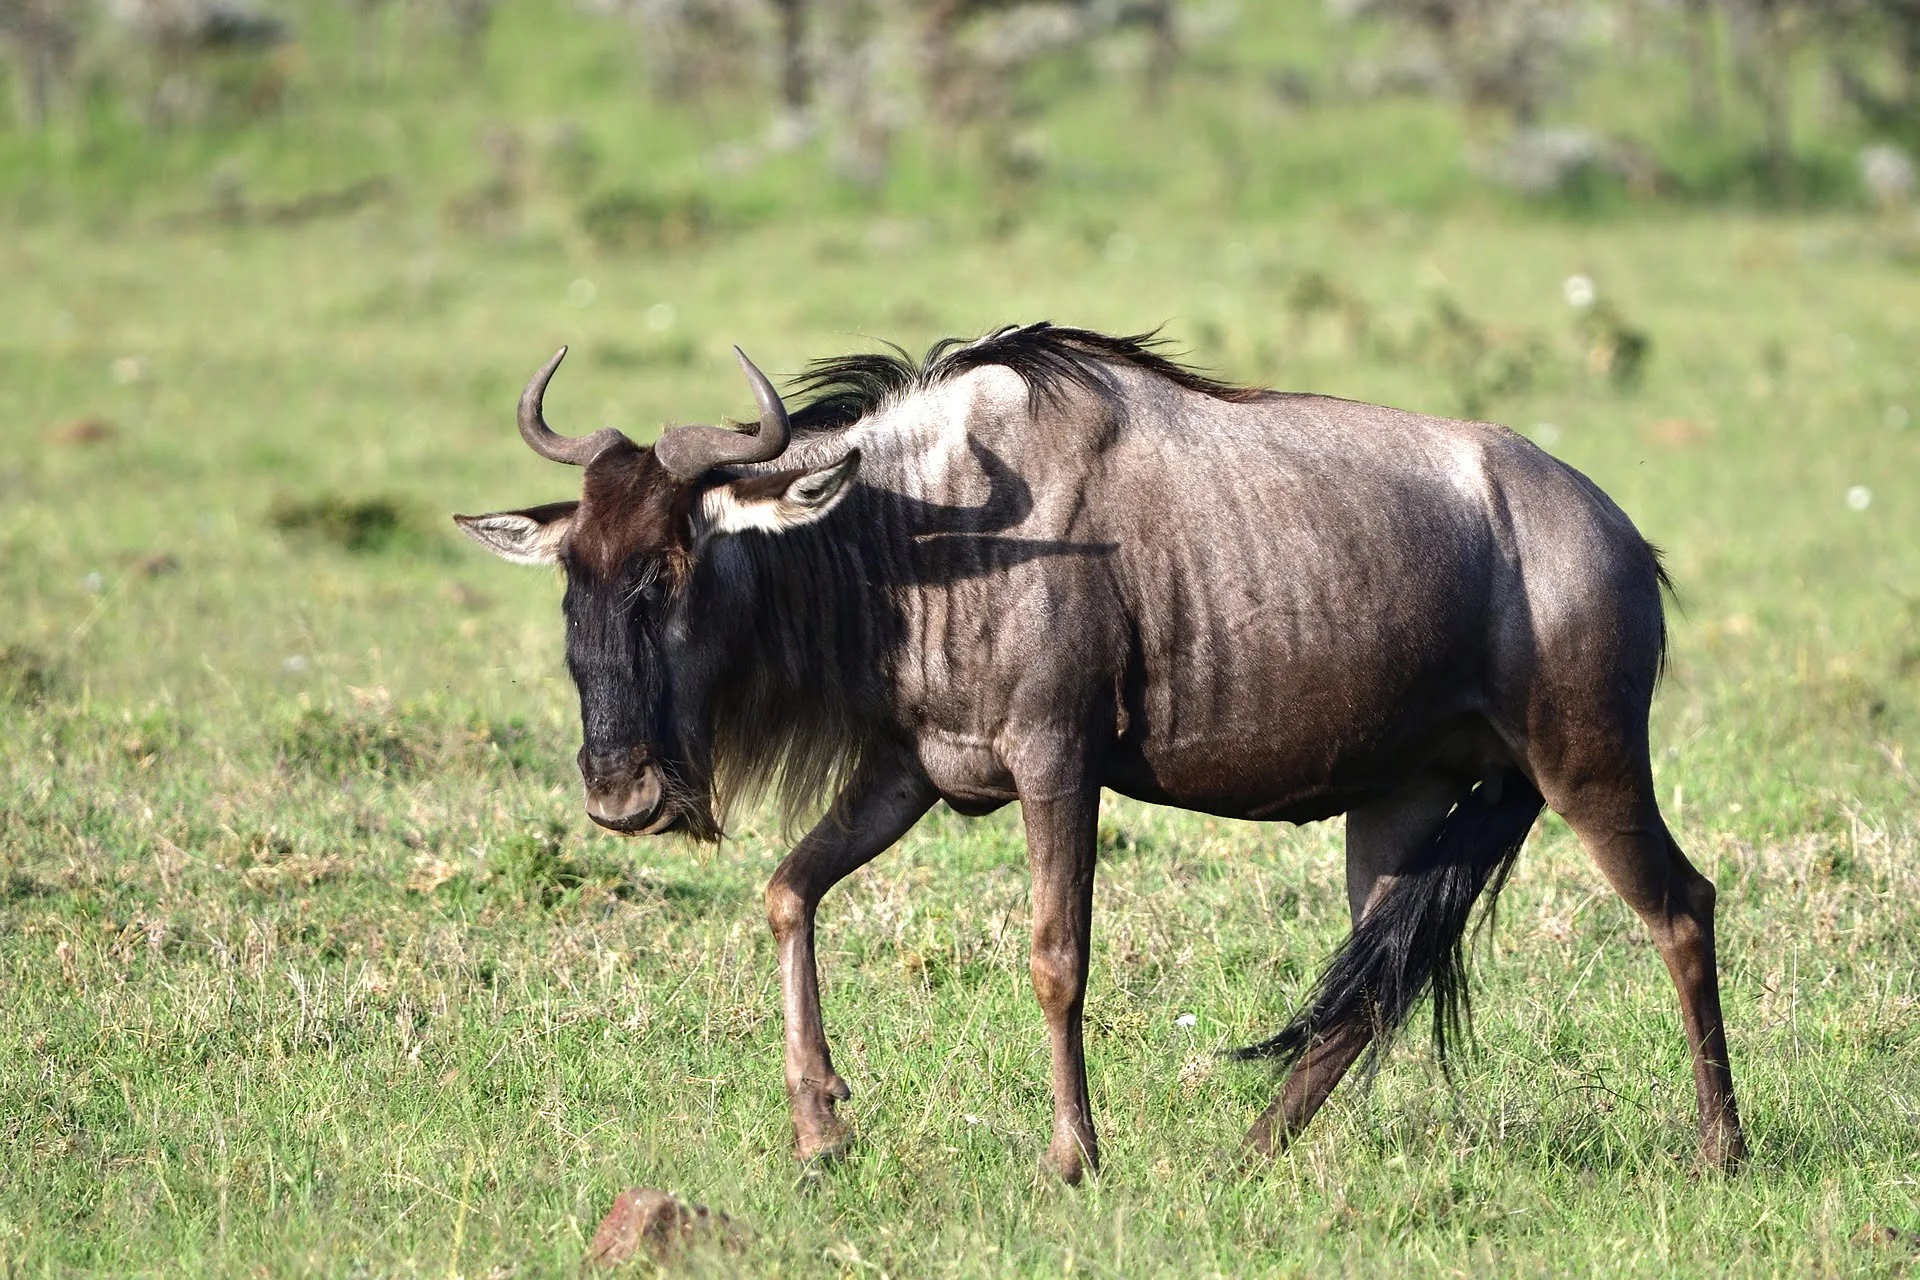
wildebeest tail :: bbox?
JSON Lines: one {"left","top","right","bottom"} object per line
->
{"left": 1234, "top": 769, "right": 1545, "bottom": 1075}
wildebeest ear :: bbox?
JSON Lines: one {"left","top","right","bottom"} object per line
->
{"left": 452, "top": 501, "right": 577, "bottom": 565}
{"left": 702, "top": 450, "right": 861, "bottom": 537}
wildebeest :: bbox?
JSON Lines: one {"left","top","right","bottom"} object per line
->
{"left": 455, "top": 324, "right": 1746, "bottom": 1182}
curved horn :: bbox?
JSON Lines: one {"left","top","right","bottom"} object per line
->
{"left": 652, "top": 346, "right": 792, "bottom": 482}
{"left": 517, "top": 347, "right": 628, "bottom": 466}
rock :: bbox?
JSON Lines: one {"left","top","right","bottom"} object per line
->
{"left": 584, "top": 1189, "right": 734, "bottom": 1268}
{"left": 1340, "top": 49, "right": 1448, "bottom": 100}
{"left": 1476, "top": 127, "right": 1667, "bottom": 199}
{"left": 1859, "top": 144, "right": 1916, "bottom": 211}
{"left": 106, "top": 0, "right": 288, "bottom": 53}
{"left": 48, "top": 417, "right": 117, "bottom": 445}
{"left": 134, "top": 552, "right": 180, "bottom": 577}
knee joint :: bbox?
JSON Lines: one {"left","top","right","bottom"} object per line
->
{"left": 1029, "top": 941, "right": 1085, "bottom": 1011}
{"left": 765, "top": 878, "right": 811, "bottom": 939}
{"left": 1685, "top": 874, "right": 1717, "bottom": 920}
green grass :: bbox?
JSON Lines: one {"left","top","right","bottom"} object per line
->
{"left": 4, "top": 1, "right": 1920, "bottom": 1275}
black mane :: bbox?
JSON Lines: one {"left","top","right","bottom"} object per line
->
{"left": 785, "top": 323, "right": 1263, "bottom": 433}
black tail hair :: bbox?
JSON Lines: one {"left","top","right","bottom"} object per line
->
{"left": 1235, "top": 771, "right": 1546, "bottom": 1075}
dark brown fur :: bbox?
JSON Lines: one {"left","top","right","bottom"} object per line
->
{"left": 570, "top": 443, "right": 696, "bottom": 582}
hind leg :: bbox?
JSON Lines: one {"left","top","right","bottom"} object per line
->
{"left": 1245, "top": 770, "right": 1462, "bottom": 1157}
{"left": 1536, "top": 751, "right": 1747, "bottom": 1169}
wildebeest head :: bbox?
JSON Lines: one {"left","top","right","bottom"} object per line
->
{"left": 454, "top": 347, "right": 861, "bottom": 839}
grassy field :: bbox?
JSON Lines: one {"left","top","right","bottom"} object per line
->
{"left": 4, "top": 2, "right": 1920, "bottom": 1275}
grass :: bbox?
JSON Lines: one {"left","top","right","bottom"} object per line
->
{"left": 3, "top": 1, "right": 1920, "bottom": 1275}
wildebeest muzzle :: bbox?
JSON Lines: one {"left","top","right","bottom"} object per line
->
{"left": 577, "top": 744, "right": 671, "bottom": 835}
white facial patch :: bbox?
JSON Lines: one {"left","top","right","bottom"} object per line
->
{"left": 700, "top": 486, "right": 797, "bottom": 535}
{"left": 700, "top": 452, "right": 861, "bottom": 537}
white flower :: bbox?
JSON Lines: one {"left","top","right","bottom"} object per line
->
{"left": 1175, "top": 1012, "right": 1197, "bottom": 1029}
{"left": 1563, "top": 274, "right": 1595, "bottom": 308}
{"left": 1846, "top": 485, "right": 1872, "bottom": 511}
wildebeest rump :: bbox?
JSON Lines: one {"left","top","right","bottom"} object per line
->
{"left": 454, "top": 324, "right": 1746, "bottom": 1181}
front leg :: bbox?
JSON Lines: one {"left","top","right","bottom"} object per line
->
{"left": 1014, "top": 749, "right": 1102, "bottom": 1184}
{"left": 764, "top": 761, "right": 936, "bottom": 1162}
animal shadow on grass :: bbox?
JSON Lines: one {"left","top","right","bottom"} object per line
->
{"left": 487, "top": 822, "right": 643, "bottom": 909}
{"left": 269, "top": 493, "right": 433, "bottom": 555}
{"left": 1, "top": 870, "right": 54, "bottom": 903}
{"left": 273, "top": 704, "right": 437, "bottom": 779}
{"left": 0, "top": 645, "right": 60, "bottom": 705}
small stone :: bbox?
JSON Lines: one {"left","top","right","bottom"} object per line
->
{"left": 584, "top": 1188, "right": 734, "bottom": 1268}
{"left": 49, "top": 417, "right": 117, "bottom": 446}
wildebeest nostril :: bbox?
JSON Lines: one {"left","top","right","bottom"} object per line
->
{"left": 578, "top": 745, "right": 652, "bottom": 787}
{"left": 582, "top": 762, "right": 666, "bottom": 833}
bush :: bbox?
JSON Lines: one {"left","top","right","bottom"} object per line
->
{"left": 577, "top": 187, "right": 716, "bottom": 252}
{"left": 268, "top": 494, "right": 420, "bottom": 554}
{"left": 273, "top": 705, "right": 434, "bottom": 779}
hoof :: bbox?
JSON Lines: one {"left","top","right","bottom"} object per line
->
{"left": 1039, "top": 1146, "right": 1096, "bottom": 1186}
{"left": 794, "top": 1118, "right": 854, "bottom": 1166}
{"left": 790, "top": 1081, "right": 854, "bottom": 1165}
{"left": 585, "top": 1189, "right": 737, "bottom": 1268}
{"left": 1698, "top": 1129, "right": 1749, "bottom": 1174}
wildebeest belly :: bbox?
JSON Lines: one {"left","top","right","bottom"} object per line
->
{"left": 1098, "top": 463, "right": 1510, "bottom": 820}
{"left": 1102, "top": 705, "right": 1506, "bottom": 822}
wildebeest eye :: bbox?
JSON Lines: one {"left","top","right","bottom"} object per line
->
{"left": 619, "top": 566, "right": 666, "bottom": 611}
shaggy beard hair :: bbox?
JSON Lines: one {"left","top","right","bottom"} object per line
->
{"left": 656, "top": 756, "right": 726, "bottom": 844}
{"left": 705, "top": 662, "right": 877, "bottom": 842}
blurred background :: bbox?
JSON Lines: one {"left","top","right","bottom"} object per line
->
{"left": 11, "top": 0, "right": 1920, "bottom": 216}
{"left": 4, "top": 3, "right": 1920, "bottom": 1272}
